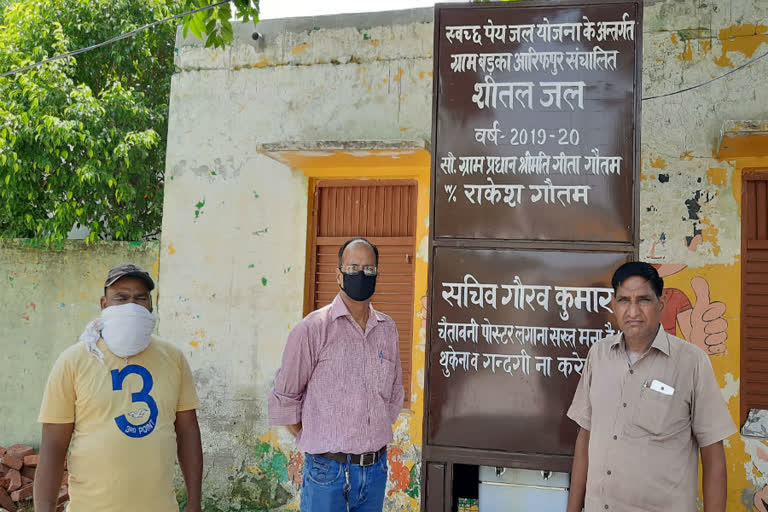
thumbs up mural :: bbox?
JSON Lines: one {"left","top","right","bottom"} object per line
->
{"left": 655, "top": 264, "right": 728, "bottom": 355}
{"left": 755, "top": 485, "right": 768, "bottom": 512}
{"left": 687, "top": 276, "right": 728, "bottom": 354}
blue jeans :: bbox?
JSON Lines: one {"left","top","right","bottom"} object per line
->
{"left": 300, "top": 452, "right": 388, "bottom": 512}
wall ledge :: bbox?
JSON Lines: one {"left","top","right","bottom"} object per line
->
{"left": 717, "top": 120, "right": 768, "bottom": 159}
{"left": 259, "top": 140, "right": 426, "bottom": 152}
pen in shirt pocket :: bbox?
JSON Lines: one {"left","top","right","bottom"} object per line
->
{"left": 379, "top": 350, "right": 383, "bottom": 365}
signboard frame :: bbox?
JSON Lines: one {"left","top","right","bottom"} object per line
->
{"left": 422, "top": 1, "right": 642, "bottom": 509}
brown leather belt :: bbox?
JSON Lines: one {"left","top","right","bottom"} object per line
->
{"left": 316, "top": 446, "right": 387, "bottom": 466}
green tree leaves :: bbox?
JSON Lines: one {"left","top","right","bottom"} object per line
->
{"left": 0, "top": 0, "right": 258, "bottom": 245}
{"left": 182, "top": 0, "right": 259, "bottom": 48}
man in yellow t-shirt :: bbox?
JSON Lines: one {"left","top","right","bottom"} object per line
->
{"left": 33, "top": 263, "right": 203, "bottom": 512}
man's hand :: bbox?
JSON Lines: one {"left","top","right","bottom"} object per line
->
{"left": 176, "top": 410, "right": 203, "bottom": 512}
{"left": 34, "top": 423, "right": 74, "bottom": 512}
{"left": 688, "top": 277, "right": 727, "bottom": 354}
{"left": 701, "top": 441, "right": 727, "bottom": 512}
{"left": 286, "top": 422, "right": 302, "bottom": 437}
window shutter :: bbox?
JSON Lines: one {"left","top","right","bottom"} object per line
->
{"left": 741, "top": 173, "right": 768, "bottom": 425}
{"left": 309, "top": 180, "right": 418, "bottom": 407}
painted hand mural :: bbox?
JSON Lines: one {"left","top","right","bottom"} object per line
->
{"left": 655, "top": 264, "right": 728, "bottom": 355}
{"left": 755, "top": 484, "right": 768, "bottom": 512}
{"left": 686, "top": 276, "right": 728, "bottom": 353}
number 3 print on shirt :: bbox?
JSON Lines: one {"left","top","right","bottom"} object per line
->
{"left": 111, "top": 364, "right": 159, "bottom": 438}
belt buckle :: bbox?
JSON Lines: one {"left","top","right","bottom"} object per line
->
{"left": 359, "top": 451, "right": 376, "bottom": 467}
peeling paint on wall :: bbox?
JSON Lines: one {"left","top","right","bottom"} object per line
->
{"left": 722, "top": 373, "right": 740, "bottom": 403}
{"left": 714, "top": 24, "right": 768, "bottom": 67}
{"left": 650, "top": 155, "right": 667, "bottom": 169}
{"left": 707, "top": 168, "right": 728, "bottom": 187}
{"left": 291, "top": 43, "right": 311, "bottom": 55}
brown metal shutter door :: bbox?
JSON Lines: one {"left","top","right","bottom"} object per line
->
{"left": 309, "top": 180, "right": 418, "bottom": 407}
{"left": 741, "top": 173, "right": 768, "bottom": 425}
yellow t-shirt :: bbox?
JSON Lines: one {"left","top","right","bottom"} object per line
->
{"left": 39, "top": 336, "right": 200, "bottom": 512}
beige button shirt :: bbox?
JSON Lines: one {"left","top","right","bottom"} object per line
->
{"left": 567, "top": 326, "right": 736, "bottom": 512}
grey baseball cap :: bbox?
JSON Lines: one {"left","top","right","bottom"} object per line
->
{"left": 104, "top": 263, "right": 155, "bottom": 291}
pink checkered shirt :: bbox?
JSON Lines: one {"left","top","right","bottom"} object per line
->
{"left": 268, "top": 294, "right": 404, "bottom": 454}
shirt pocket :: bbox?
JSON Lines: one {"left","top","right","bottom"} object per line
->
{"left": 376, "top": 359, "right": 396, "bottom": 400}
{"left": 626, "top": 387, "right": 684, "bottom": 438}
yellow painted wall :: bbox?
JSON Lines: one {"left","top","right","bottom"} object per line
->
{"left": 659, "top": 160, "right": 768, "bottom": 510}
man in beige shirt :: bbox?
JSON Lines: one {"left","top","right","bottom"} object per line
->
{"left": 566, "top": 262, "right": 736, "bottom": 512}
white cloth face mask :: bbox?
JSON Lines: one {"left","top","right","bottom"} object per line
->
{"left": 100, "top": 302, "right": 157, "bottom": 358}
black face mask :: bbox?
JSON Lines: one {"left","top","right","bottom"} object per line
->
{"left": 341, "top": 272, "right": 377, "bottom": 302}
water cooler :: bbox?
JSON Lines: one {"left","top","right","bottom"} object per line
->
{"left": 478, "top": 466, "right": 570, "bottom": 512}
